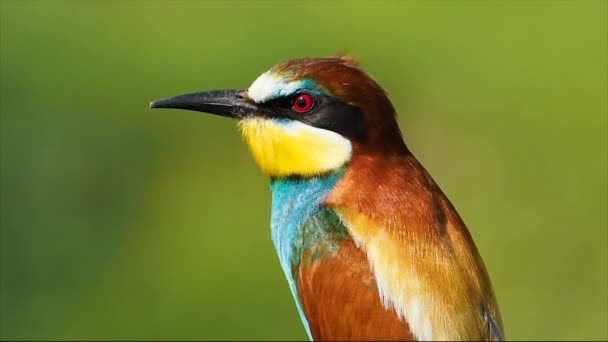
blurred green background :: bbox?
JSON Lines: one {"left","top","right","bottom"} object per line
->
{"left": 1, "top": 1, "right": 606, "bottom": 340}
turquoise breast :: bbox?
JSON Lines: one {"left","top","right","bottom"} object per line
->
{"left": 269, "top": 170, "right": 346, "bottom": 340}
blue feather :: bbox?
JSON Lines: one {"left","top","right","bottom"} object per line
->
{"left": 269, "top": 169, "right": 345, "bottom": 340}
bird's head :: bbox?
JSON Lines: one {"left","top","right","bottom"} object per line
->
{"left": 151, "top": 56, "right": 408, "bottom": 178}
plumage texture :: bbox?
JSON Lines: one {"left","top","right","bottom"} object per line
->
{"left": 296, "top": 209, "right": 415, "bottom": 341}
{"left": 240, "top": 56, "right": 504, "bottom": 341}
{"left": 326, "top": 154, "right": 503, "bottom": 341}
{"left": 269, "top": 171, "right": 346, "bottom": 339}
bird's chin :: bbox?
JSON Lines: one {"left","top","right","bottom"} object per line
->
{"left": 238, "top": 117, "right": 352, "bottom": 178}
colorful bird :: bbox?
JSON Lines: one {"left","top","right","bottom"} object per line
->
{"left": 150, "top": 56, "right": 504, "bottom": 341}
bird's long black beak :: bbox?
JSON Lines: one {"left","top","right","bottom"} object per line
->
{"left": 149, "top": 89, "right": 256, "bottom": 119}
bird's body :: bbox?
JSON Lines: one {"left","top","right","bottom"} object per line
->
{"left": 151, "top": 56, "right": 504, "bottom": 341}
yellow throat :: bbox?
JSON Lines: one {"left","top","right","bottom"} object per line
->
{"left": 238, "top": 117, "right": 352, "bottom": 178}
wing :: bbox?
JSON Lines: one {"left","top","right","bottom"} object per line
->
{"left": 293, "top": 208, "right": 414, "bottom": 341}
{"left": 325, "top": 154, "right": 505, "bottom": 341}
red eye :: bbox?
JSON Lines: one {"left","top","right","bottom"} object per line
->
{"left": 292, "top": 93, "right": 314, "bottom": 112}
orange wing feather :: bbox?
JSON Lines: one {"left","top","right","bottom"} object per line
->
{"left": 325, "top": 152, "right": 504, "bottom": 341}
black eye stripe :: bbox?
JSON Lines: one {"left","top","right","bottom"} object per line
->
{"left": 263, "top": 96, "right": 292, "bottom": 108}
{"left": 259, "top": 94, "right": 366, "bottom": 142}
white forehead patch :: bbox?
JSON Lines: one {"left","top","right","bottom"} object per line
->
{"left": 247, "top": 71, "right": 305, "bottom": 103}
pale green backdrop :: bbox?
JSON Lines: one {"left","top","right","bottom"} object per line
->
{"left": 1, "top": 1, "right": 606, "bottom": 341}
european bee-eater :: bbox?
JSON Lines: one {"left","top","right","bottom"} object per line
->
{"left": 150, "top": 56, "right": 504, "bottom": 341}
